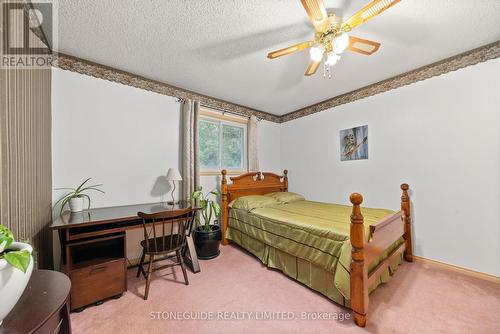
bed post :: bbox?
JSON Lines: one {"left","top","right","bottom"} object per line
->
{"left": 401, "top": 184, "right": 413, "bottom": 262}
{"left": 350, "top": 193, "right": 368, "bottom": 327}
{"left": 221, "top": 170, "right": 229, "bottom": 246}
{"left": 283, "top": 170, "right": 288, "bottom": 191}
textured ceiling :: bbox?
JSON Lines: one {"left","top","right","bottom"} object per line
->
{"left": 51, "top": 0, "right": 500, "bottom": 115}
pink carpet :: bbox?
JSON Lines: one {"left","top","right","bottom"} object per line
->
{"left": 70, "top": 245, "right": 500, "bottom": 334}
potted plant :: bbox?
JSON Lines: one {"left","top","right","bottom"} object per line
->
{"left": 54, "top": 178, "right": 104, "bottom": 214}
{"left": 0, "top": 225, "right": 33, "bottom": 325}
{"left": 191, "top": 187, "right": 221, "bottom": 259}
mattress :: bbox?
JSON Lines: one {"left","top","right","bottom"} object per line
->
{"left": 226, "top": 200, "right": 404, "bottom": 304}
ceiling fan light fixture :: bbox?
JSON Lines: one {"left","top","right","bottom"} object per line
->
{"left": 333, "top": 33, "right": 349, "bottom": 54}
{"left": 325, "top": 52, "right": 341, "bottom": 66}
{"left": 309, "top": 44, "right": 325, "bottom": 62}
{"left": 268, "top": 0, "right": 399, "bottom": 77}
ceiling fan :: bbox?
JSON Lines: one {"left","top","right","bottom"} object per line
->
{"left": 267, "top": 0, "right": 401, "bottom": 78}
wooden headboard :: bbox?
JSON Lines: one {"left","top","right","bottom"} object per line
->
{"left": 220, "top": 169, "right": 288, "bottom": 245}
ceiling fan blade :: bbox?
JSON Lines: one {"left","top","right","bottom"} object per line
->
{"left": 267, "top": 41, "right": 313, "bottom": 59}
{"left": 347, "top": 36, "right": 381, "bottom": 55}
{"left": 304, "top": 59, "right": 321, "bottom": 76}
{"left": 342, "top": 0, "right": 401, "bottom": 32}
{"left": 300, "top": 0, "right": 330, "bottom": 32}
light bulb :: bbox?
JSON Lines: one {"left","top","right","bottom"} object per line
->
{"left": 333, "top": 33, "right": 349, "bottom": 54}
{"left": 309, "top": 44, "right": 325, "bottom": 62}
{"left": 325, "top": 52, "right": 341, "bottom": 66}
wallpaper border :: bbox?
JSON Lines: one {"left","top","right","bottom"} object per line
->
{"left": 53, "top": 40, "right": 500, "bottom": 124}
{"left": 52, "top": 53, "right": 281, "bottom": 123}
{"left": 281, "top": 40, "right": 500, "bottom": 122}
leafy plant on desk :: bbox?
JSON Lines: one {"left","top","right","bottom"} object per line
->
{"left": 54, "top": 178, "right": 105, "bottom": 214}
{"left": 191, "top": 187, "right": 221, "bottom": 232}
{"left": 0, "top": 225, "right": 31, "bottom": 273}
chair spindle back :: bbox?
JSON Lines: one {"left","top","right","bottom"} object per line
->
{"left": 137, "top": 208, "right": 195, "bottom": 254}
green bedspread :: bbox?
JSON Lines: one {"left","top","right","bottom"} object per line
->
{"left": 226, "top": 200, "right": 404, "bottom": 306}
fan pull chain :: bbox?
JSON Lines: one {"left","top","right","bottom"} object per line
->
{"left": 322, "top": 61, "right": 332, "bottom": 79}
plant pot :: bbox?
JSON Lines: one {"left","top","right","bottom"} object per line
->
{"left": 193, "top": 225, "right": 221, "bottom": 260}
{"left": 69, "top": 196, "right": 84, "bottom": 212}
{"left": 69, "top": 211, "right": 85, "bottom": 224}
{"left": 0, "top": 242, "right": 34, "bottom": 325}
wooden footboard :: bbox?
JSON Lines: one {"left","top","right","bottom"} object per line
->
{"left": 350, "top": 184, "right": 413, "bottom": 327}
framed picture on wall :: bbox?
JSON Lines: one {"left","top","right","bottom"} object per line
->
{"left": 340, "top": 125, "right": 368, "bottom": 161}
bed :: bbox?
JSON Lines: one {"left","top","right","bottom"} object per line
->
{"left": 220, "top": 170, "right": 413, "bottom": 327}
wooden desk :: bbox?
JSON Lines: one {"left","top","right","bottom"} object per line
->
{"left": 50, "top": 202, "right": 200, "bottom": 311}
{"left": 0, "top": 270, "right": 72, "bottom": 334}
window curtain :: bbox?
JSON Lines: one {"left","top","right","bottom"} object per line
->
{"left": 247, "top": 115, "right": 259, "bottom": 172}
{"left": 181, "top": 99, "right": 200, "bottom": 200}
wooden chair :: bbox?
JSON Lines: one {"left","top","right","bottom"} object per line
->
{"left": 136, "top": 208, "right": 195, "bottom": 300}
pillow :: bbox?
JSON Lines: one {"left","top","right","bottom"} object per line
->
{"left": 265, "top": 192, "right": 305, "bottom": 203}
{"left": 229, "top": 195, "right": 280, "bottom": 211}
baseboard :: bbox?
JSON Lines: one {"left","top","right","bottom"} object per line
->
{"left": 413, "top": 256, "right": 500, "bottom": 283}
{"left": 126, "top": 255, "right": 176, "bottom": 268}
{"left": 126, "top": 257, "right": 142, "bottom": 267}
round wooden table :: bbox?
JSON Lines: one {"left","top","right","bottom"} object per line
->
{"left": 0, "top": 270, "right": 72, "bottom": 334}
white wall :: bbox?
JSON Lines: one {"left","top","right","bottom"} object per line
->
{"left": 52, "top": 69, "right": 181, "bottom": 208}
{"left": 281, "top": 59, "right": 500, "bottom": 276}
{"left": 51, "top": 68, "right": 281, "bottom": 261}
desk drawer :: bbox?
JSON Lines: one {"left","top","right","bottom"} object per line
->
{"left": 70, "top": 258, "right": 126, "bottom": 310}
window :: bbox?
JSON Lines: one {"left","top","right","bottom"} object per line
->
{"left": 199, "top": 111, "right": 247, "bottom": 173}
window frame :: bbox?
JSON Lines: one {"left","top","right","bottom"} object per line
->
{"left": 199, "top": 110, "right": 248, "bottom": 176}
